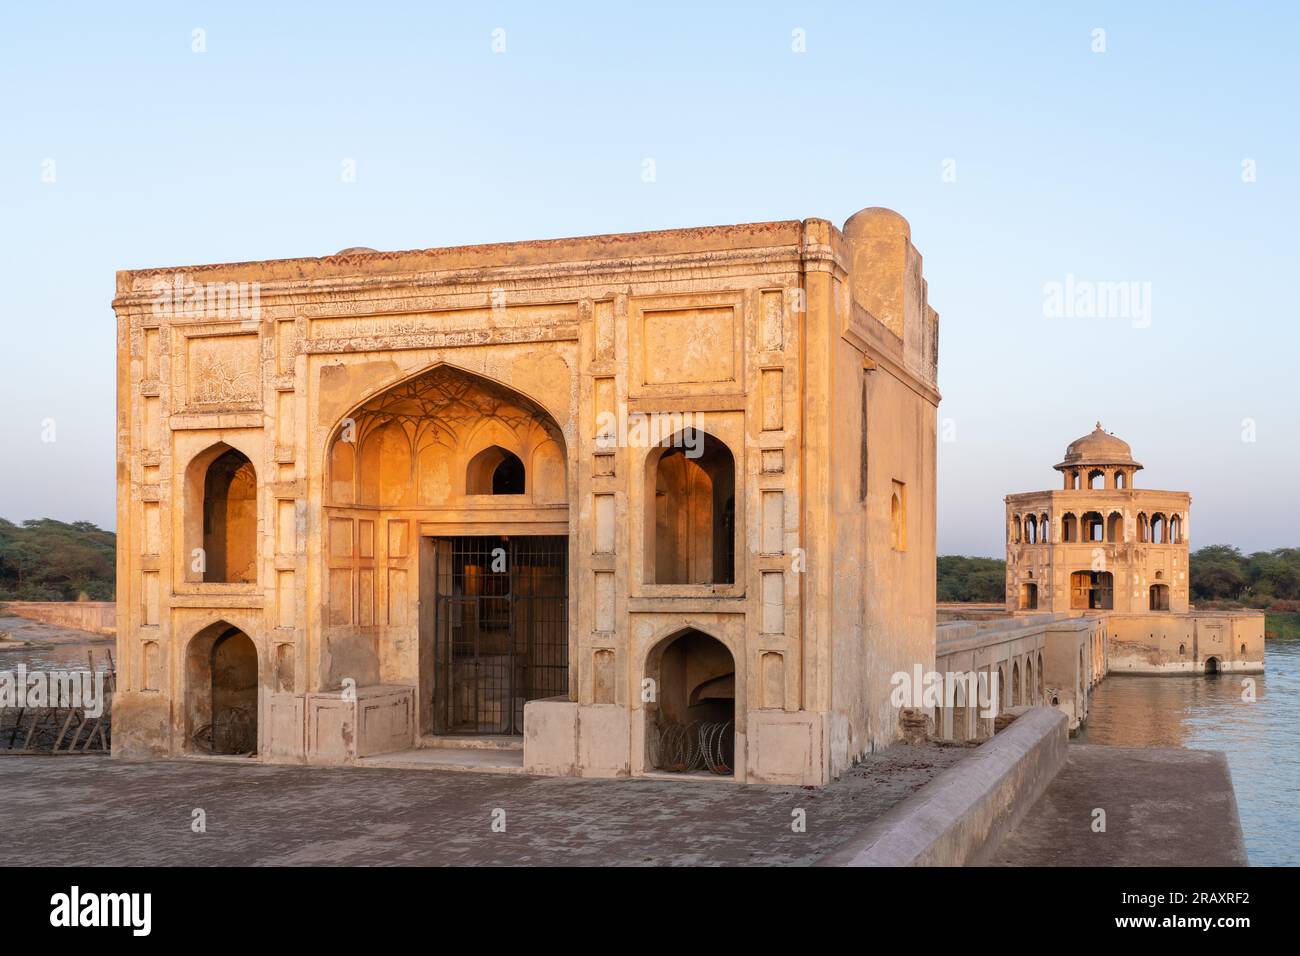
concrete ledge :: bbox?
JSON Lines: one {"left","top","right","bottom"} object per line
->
{"left": 988, "top": 745, "right": 1248, "bottom": 866}
{"left": 816, "top": 707, "right": 1067, "bottom": 867}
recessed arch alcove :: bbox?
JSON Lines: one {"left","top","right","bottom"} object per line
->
{"left": 644, "top": 627, "right": 736, "bottom": 775}
{"left": 643, "top": 431, "right": 736, "bottom": 586}
{"left": 182, "top": 442, "right": 258, "bottom": 585}
{"left": 465, "top": 445, "right": 526, "bottom": 495}
{"left": 185, "top": 620, "right": 259, "bottom": 755}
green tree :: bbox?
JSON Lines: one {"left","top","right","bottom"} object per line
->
{"left": 0, "top": 517, "right": 116, "bottom": 601}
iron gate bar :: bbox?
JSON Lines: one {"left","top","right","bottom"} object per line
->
{"left": 432, "top": 535, "right": 567, "bottom": 735}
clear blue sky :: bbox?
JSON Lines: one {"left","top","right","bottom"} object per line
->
{"left": 1, "top": 2, "right": 1296, "bottom": 556}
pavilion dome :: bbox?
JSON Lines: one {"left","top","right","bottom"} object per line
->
{"left": 1054, "top": 423, "right": 1142, "bottom": 471}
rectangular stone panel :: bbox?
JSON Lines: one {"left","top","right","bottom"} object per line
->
{"left": 761, "top": 490, "right": 784, "bottom": 555}
{"left": 388, "top": 519, "right": 409, "bottom": 558}
{"left": 387, "top": 569, "right": 408, "bottom": 626}
{"left": 594, "top": 377, "right": 616, "bottom": 444}
{"left": 277, "top": 499, "right": 296, "bottom": 555}
{"left": 761, "top": 571, "right": 784, "bottom": 634}
{"left": 143, "top": 501, "right": 161, "bottom": 555}
{"left": 276, "top": 390, "right": 295, "bottom": 448}
{"left": 143, "top": 396, "right": 160, "bottom": 451}
{"left": 761, "top": 368, "right": 784, "bottom": 430}
{"left": 594, "top": 494, "right": 615, "bottom": 554}
{"left": 144, "top": 327, "right": 160, "bottom": 380}
{"left": 277, "top": 570, "right": 295, "bottom": 628}
{"left": 276, "top": 320, "right": 297, "bottom": 374}
{"left": 329, "top": 518, "right": 353, "bottom": 559}
{"left": 594, "top": 300, "right": 614, "bottom": 360}
{"left": 358, "top": 569, "right": 375, "bottom": 627}
{"left": 593, "top": 649, "right": 616, "bottom": 704}
{"left": 594, "top": 571, "right": 615, "bottom": 633}
{"left": 186, "top": 333, "right": 260, "bottom": 406}
{"left": 642, "top": 307, "right": 735, "bottom": 385}
{"left": 761, "top": 651, "right": 785, "bottom": 709}
{"left": 328, "top": 569, "right": 352, "bottom": 626}
{"left": 142, "top": 571, "right": 159, "bottom": 626}
{"left": 760, "top": 290, "right": 784, "bottom": 352}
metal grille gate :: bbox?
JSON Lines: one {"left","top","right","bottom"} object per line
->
{"left": 431, "top": 535, "right": 568, "bottom": 735}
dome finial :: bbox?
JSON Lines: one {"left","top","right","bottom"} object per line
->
{"left": 1095, "top": 421, "right": 1103, "bottom": 431}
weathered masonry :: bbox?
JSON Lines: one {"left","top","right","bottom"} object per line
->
{"left": 112, "top": 208, "right": 942, "bottom": 784}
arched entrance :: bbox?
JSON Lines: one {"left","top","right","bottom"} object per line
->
{"left": 1149, "top": 583, "right": 1170, "bottom": 610}
{"left": 644, "top": 628, "right": 736, "bottom": 775}
{"left": 325, "top": 364, "right": 570, "bottom": 737}
{"left": 186, "top": 621, "right": 259, "bottom": 755}
{"left": 1070, "top": 570, "right": 1114, "bottom": 610}
{"left": 1205, "top": 656, "right": 1221, "bottom": 675}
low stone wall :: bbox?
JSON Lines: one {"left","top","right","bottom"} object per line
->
{"left": 1106, "top": 611, "right": 1264, "bottom": 674}
{"left": 815, "top": 707, "right": 1068, "bottom": 867}
{"left": 936, "top": 602, "right": 1010, "bottom": 623}
{"left": 1, "top": 601, "right": 116, "bottom": 636}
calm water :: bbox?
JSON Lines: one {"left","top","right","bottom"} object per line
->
{"left": 1079, "top": 638, "right": 1300, "bottom": 866}
{"left": 0, "top": 644, "right": 114, "bottom": 672}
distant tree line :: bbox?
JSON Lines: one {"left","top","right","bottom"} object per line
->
{"left": 0, "top": 518, "right": 116, "bottom": 602}
{"left": 937, "top": 555, "right": 1006, "bottom": 603}
{"left": 1189, "top": 545, "right": 1300, "bottom": 609}
{"left": 2, "top": 516, "right": 1296, "bottom": 613}
{"left": 936, "top": 546, "right": 1300, "bottom": 610}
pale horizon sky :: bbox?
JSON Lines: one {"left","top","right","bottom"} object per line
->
{"left": 1, "top": 2, "right": 1296, "bottom": 558}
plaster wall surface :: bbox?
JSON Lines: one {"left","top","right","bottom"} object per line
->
{"left": 112, "top": 209, "right": 942, "bottom": 784}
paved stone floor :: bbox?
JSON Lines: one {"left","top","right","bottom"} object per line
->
{"left": 0, "top": 743, "right": 967, "bottom": 866}
{"left": 989, "top": 745, "right": 1248, "bottom": 866}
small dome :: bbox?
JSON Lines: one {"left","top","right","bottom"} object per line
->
{"left": 1054, "top": 423, "right": 1142, "bottom": 471}
{"left": 842, "top": 207, "right": 911, "bottom": 242}
{"left": 334, "top": 246, "right": 378, "bottom": 255}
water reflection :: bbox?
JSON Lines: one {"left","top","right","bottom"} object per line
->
{"left": 0, "top": 644, "right": 114, "bottom": 672}
{"left": 1080, "top": 639, "right": 1300, "bottom": 866}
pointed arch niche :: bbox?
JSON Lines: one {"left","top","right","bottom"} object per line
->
{"left": 321, "top": 365, "right": 571, "bottom": 694}
{"left": 326, "top": 365, "right": 569, "bottom": 514}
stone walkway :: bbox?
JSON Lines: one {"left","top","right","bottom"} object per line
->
{"left": 0, "top": 743, "right": 967, "bottom": 866}
{"left": 989, "top": 745, "right": 1248, "bottom": 866}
